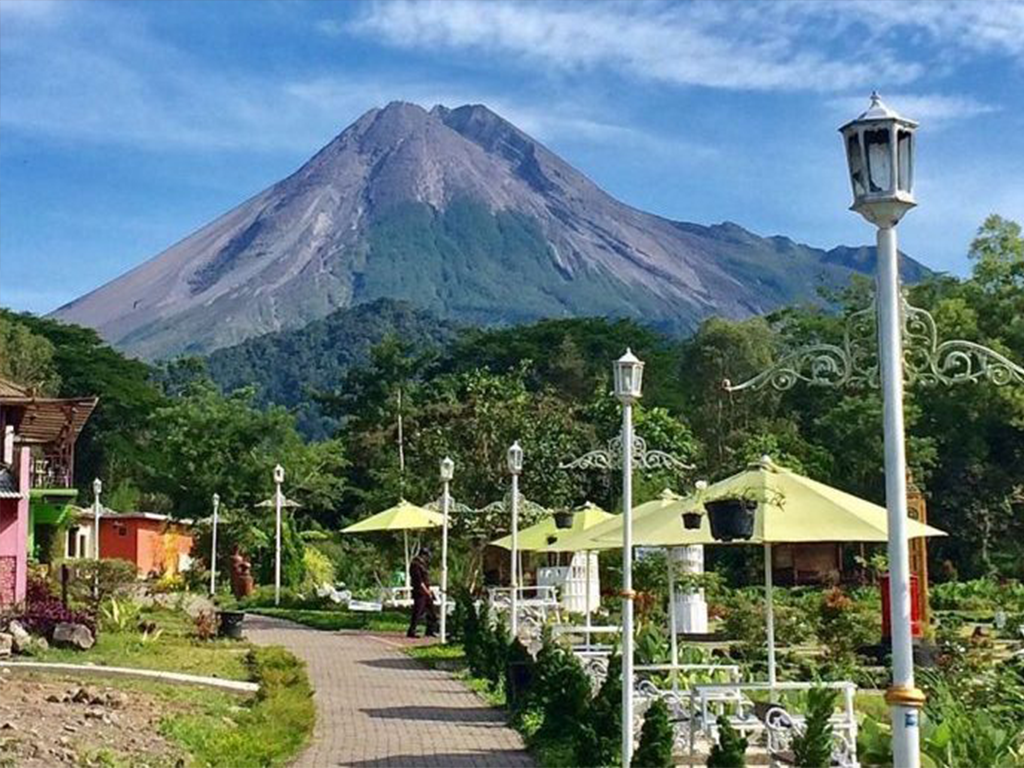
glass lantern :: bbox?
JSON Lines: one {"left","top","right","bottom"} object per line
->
{"left": 507, "top": 441, "right": 523, "bottom": 475}
{"left": 613, "top": 348, "right": 644, "bottom": 403}
{"left": 839, "top": 92, "right": 917, "bottom": 226}
{"left": 273, "top": 464, "right": 285, "bottom": 484}
{"left": 440, "top": 456, "right": 455, "bottom": 482}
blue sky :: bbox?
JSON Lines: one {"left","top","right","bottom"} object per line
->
{"left": 1, "top": 0, "right": 1022, "bottom": 315}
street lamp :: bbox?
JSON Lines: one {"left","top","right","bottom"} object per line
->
{"left": 614, "top": 347, "right": 643, "bottom": 766}
{"left": 439, "top": 456, "right": 455, "bottom": 643}
{"left": 273, "top": 464, "right": 285, "bottom": 607}
{"left": 210, "top": 493, "right": 220, "bottom": 597}
{"left": 507, "top": 441, "right": 524, "bottom": 640}
{"left": 840, "top": 92, "right": 924, "bottom": 768}
{"left": 92, "top": 478, "right": 103, "bottom": 560}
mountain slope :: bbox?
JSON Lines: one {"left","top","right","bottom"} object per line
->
{"left": 52, "top": 101, "right": 927, "bottom": 359}
{"left": 205, "top": 298, "right": 458, "bottom": 438}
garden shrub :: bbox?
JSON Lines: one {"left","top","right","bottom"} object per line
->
{"left": 791, "top": 687, "right": 837, "bottom": 768}
{"left": 707, "top": 715, "right": 747, "bottom": 767}
{"left": 505, "top": 637, "right": 534, "bottom": 712}
{"left": 6, "top": 575, "right": 95, "bottom": 639}
{"left": 462, "top": 600, "right": 487, "bottom": 679}
{"left": 299, "top": 547, "right": 336, "bottom": 592}
{"left": 527, "top": 636, "right": 593, "bottom": 745}
{"left": 238, "top": 585, "right": 329, "bottom": 610}
{"left": 631, "top": 697, "right": 674, "bottom": 768}
{"left": 56, "top": 558, "right": 136, "bottom": 615}
{"left": 575, "top": 654, "right": 622, "bottom": 767}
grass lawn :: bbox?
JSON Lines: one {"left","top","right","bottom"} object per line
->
{"left": 36, "top": 604, "right": 249, "bottom": 681}
{"left": 250, "top": 606, "right": 410, "bottom": 633}
{"left": 29, "top": 603, "right": 314, "bottom": 767}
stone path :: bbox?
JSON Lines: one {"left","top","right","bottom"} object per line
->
{"left": 245, "top": 615, "right": 534, "bottom": 768}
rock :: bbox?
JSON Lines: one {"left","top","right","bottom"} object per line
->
{"left": 104, "top": 691, "right": 128, "bottom": 709}
{"left": 52, "top": 622, "right": 94, "bottom": 651}
{"left": 84, "top": 708, "right": 104, "bottom": 720}
{"left": 8, "top": 621, "right": 31, "bottom": 654}
{"left": 71, "top": 687, "right": 95, "bottom": 704}
{"left": 0, "top": 633, "right": 12, "bottom": 657}
{"left": 45, "top": 693, "right": 63, "bottom": 703}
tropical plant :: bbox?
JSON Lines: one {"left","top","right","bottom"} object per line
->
{"left": 791, "top": 687, "right": 838, "bottom": 767}
{"left": 100, "top": 597, "right": 141, "bottom": 634}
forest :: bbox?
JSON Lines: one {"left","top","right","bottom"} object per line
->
{"left": 1, "top": 214, "right": 1021, "bottom": 588}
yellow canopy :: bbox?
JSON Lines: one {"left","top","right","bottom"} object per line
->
{"left": 581, "top": 456, "right": 946, "bottom": 548}
{"left": 537, "top": 490, "right": 693, "bottom": 552}
{"left": 490, "top": 502, "right": 613, "bottom": 551}
{"left": 341, "top": 500, "right": 444, "bottom": 533}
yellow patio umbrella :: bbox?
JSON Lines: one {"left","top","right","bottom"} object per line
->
{"left": 489, "top": 502, "right": 614, "bottom": 551}
{"left": 341, "top": 500, "right": 444, "bottom": 588}
{"left": 555, "top": 457, "right": 947, "bottom": 688}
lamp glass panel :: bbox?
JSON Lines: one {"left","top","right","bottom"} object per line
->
{"left": 846, "top": 132, "right": 866, "bottom": 198}
{"left": 864, "top": 128, "right": 892, "bottom": 194}
{"left": 897, "top": 129, "right": 914, "bottom": 193}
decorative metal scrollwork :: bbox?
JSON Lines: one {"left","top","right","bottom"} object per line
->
{"left": 725, "top": 295, "right": 1023, "bottom": 393}
{"left": 424, "top": 495, "right": 476, "bottom": 517}
{"left": 560, "top": 434, "right": 694, "bottom": 472}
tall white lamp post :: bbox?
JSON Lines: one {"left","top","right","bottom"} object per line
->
{"left": 209, "top": 493, "right": 220, "bottom": 596}
{"left": 507, "top": 441, "right": 523, "bottom": 640}
{"left": 840, "top": 93, "right": 924, "bottom": 767}
{"left": 614, "top": 348, "right": 644, "bottom": 766}
{"left": 439, "top": 456, "right": 454, "bottom": 643}
{"left": 92, "top": 478, "right": 103, "bottom": 560}
{"left": 273, "top": 464, "right": 284, "bottom": 607}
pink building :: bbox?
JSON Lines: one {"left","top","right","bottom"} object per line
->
{"left": 0, "top": 430, "right": 30, "bottom": 605}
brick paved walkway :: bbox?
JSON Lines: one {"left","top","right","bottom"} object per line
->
{"left": 245, "top": 615, "right": 534, "bottom": 768}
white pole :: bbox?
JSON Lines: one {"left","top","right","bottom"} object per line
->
{"left": 585, "top": 550, "right": 593, "bottom": 650}
{"left": 441, "top": 477, "right": 450, "bottom": 643}
{"left": 764, "top": 542, "right": 777, "bottom": 693}
{"left": 621, "top": 400, "right": 635, "bottom": 766}
{"left": 274, "top": 474, "right": 283, "bottom": 607}
{"left": 92, "top": 479, "right": 102, "bottom": 560}
{"left": 511, "top": 472, "right": 520, "bottom": 640}
{"left": 668, "top": 547, "right": 679, "bottom": 692}
{"left": 403, "top": 530, "right": 411, "bottom": 589}
{"left": 877, "top": 223, "right": 923, "bottom": 768}
{"left": 210, "top": 493, "right": 220, "bottom": 596}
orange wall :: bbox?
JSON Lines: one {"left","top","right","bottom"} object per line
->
{"left": 100, "top": 519, "right": 194, "bottom": 576}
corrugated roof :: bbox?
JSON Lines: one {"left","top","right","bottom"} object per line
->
{"left": 0, "top": 466, "right": 24, "bottom": 499}
{"left": 12, "top": 398, "right": 98, "bottom": 445}
{"left": 0, "top": 376, "right": 31, "bottom": 399}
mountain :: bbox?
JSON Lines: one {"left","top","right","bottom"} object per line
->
{"left": 52, "top": 101, "right": 929, "bottom": 360}
{"left": 205, "top": 298, "right": 458, "bottom": 438}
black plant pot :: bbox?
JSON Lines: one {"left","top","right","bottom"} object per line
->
{"left": 554, "top": 511, "right": 575, "bottom": 530}
{"left": 218, "top": 610, "right": 246, "bottom": 640}
{"left": 681, "top": 512, "right": 703, "bottom": 530}
{"left": 704, "top": 498, "right": 757, "bottom": 542}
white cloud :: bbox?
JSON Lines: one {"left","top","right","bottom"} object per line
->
{"left": 827, "top": 93, "right": 1000, "bottom": 129}
{"left": 347, "top": 0, "right": 1024, "bottom": 93}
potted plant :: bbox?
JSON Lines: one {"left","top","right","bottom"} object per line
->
{"left": 681, "top": 509, "right": 704, "bottom": 530}
{"left": 553, "top": 509, "right": 575, "bottom": 529}
{"left": 704, "top": 497, "right": 758, "bottom": 541}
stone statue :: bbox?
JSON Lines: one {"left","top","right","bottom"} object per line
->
{"left": 229, "top": 546, "right": 254, "bottom": 599}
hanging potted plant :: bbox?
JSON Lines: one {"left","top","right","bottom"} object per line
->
{"left": 681, "top": 480, "right": 709, "bottom": 530}
{"left": 553, "top": 508, "right": 575, "bottom": 529}
{"left": 681, "top": 509, "right": 704, "bottom": 530}
{"left": 704, "top": 487, "right": 783, "bottom": 542}
{"left": 704, "top": 494, "right": 758, "bottom": 542}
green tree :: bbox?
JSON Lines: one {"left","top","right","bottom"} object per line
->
{"left": 0, "top": 312, "right": 61, "bottom": 394}
{"left": 631, "top": 697, "right": 674, "bottom": 768}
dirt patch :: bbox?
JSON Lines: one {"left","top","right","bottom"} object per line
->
{"left": 0, "top": 672, "right": 185, "bottom": 767}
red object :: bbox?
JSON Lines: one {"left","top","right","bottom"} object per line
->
{"left": 880, "top": 573, "right": 923, "bottom": 639}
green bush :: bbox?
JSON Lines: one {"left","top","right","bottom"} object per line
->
{"left": 631, "top": 697, "right": 674, "bottom": 768}
{"left": 791, "top": 687, "right": 837, "bottom": 767}
{"left": 527, "top": 637, "right": 593, "bottom": 744}
{"left": 238, "top": 585, "right": 328, "bottom": 610}
{"left": 707, "top": 715, "right": 747, "bottom": 767}
{"left": 299, "top": 546, "right": 336, "bottom": 592}
{"left": 576, "top": 654, "right": 622, "bottom": 767}
{"left": 56, "top": 558, "right": 137, "bottom": 614}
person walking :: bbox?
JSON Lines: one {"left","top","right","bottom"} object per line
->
{"left": 407, "top": 547, "right": 438, "bottom": 638}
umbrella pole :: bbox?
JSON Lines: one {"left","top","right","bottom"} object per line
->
{"left": 404, "top": 530, "right": 411, "bottom": 590}
{"left": 668, "top": 548, "right": 679, "bottom": 694}
{"left": 585, "top": 550, "right": 593, "bottom": 650}
{"left": 764, "top": 542, "right": 777, "bottom": 697}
